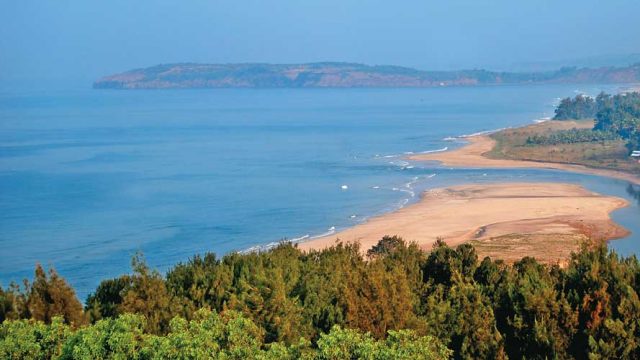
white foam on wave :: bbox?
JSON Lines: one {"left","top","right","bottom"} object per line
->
{"left": 241, "top": 225, "right": 340, "bottom": 253}
{"left": 290, "top": 234, "right": 310, "bottom": 242}
{"left": 534, "top": 116, "right": 551, "bottom": 124}
{"left": 310, "top": 226, "right": 337, "bottom": 239}
{"left": 377, "top": 145, "right": 449, "bottom": 161}
{"left": 459, "top": 127, "right": 509, "bottom": 138}
{"left": 240, "top": 232, "right": 316, "bottom": 253}
{"left": 390, "top": 160, "right": 410, "bottom": 167}
{"left": 240, "top": 240, "right": 285, "bottom": 254}
{"left": 391, "top": 175, "right": 422, "bottom": 199}
{"left": 419, "top": 146, "right": 448, "bottom": 154}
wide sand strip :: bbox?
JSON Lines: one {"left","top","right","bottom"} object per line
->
{"left": 409, "top": 135, "right": 640, "bottom": 185}
{"left": 298, "top": 183, "right": 629, "bottom": 263}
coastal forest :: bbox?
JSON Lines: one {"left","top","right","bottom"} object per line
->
{"left": 3, "top": 238, "right": 640, "bottom": 359}
{"left": 541, "top": 91, "right": 640, "bottom": 153}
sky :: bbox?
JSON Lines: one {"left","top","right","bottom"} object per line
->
{"left": 1, "top": 0, "right": 640, "bottom": 84}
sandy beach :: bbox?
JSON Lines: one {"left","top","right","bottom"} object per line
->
{"left": 409, "top": 134, "right": 640, "bottom": 185}
{"left": 298, "top": 182, "right": 629, "bottom": 263}
{"left": 300, "top": 121, "right": 639, "bottom": 262}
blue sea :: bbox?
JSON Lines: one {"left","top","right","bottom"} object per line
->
{"left": 1, "top": 84, "right": 638, "bottom": 300}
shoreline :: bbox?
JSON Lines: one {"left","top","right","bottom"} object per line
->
{"left": 299, "top": 120, "right": 639, "bottom": 262}
{"left": 409, "top": 133, "right": 640, "bottom": 185}
{"left": 298, "top": 182, "right": 629, "bottom": 263}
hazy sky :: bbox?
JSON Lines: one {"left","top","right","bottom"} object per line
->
{"left": 1, "top": 0, "right": 640, "bottom": 83}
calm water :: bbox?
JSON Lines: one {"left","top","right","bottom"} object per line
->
{"left": 1, "top": 84, "right": 638, "bottom": 300}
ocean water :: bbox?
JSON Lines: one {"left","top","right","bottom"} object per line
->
{"left": 1, "top": 84, "right": 638, "bottom": 300}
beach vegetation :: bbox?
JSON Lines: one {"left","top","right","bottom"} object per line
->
{"left": 526, "top": 128, "right": 620, "bottom": 145}
{"left": 554, "top": 94, "right": 597, "bottom": 120}
{"left": 3, "top": 238, "right": 640, "bottom": 358}
{"left": 550, "top": 92, "right": 640, "bottom": 155}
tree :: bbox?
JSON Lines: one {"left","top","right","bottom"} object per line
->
{"left": 422, "top": 239, "right": 463, "bottom": 287}
{"left": 367, "top": 235, "right": 406, "bottom": 258}
{"left": 493, "top": 257, "right": 577, "bottom": 359}
{"left": 316, "top": 326, "right": 451, "bottom": 360}
{"left": 118, "top": 254, "right": 178, "bottom": 334}
{"left": 85, "top": 275, "right": 132, "bottom": 322}
{"left": 0, "top": 317, "right": 70, "bottom": 360}
{"left": 26, "top": 265, "right": 86, "bottom": 326}
{"left": 554, "top": 95, "right": 597, "bottom": 120}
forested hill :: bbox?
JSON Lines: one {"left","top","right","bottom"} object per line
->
{"left": 93, "top": 62, "right": 640, "bottom": 89}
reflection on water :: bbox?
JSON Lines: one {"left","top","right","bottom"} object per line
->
{"left": 627, "top": 184, "right": 640, "bottom": 206}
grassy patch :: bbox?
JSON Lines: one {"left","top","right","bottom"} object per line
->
{"left": 488, "top": 120, "right": 640, "bottom": 174}
{"left": 469, "top": 233, "right": 586, "bottom": 265}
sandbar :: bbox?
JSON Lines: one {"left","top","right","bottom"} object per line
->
{"left": 298, "top": 183, "right": 629, "bottom": 263}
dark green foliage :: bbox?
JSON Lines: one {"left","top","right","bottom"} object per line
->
{"left": 422, "top": 239, "right": 463, "bottom": 286}
{"left": 4, "top": 238, "right": 640, "bottom": 358}
{"left": 367, "top": 235, "right": 405, "bottom": 258}
{"left": 594, "top": 92, "right": 640, "bottom": 138}
{"left": 593, "top": 92, "right": 640, "bottom": 154}
{"left": 492, "top": 257, "right": 577, "bottom": 359}
{"left": 627, "top": 132, "right": 640, "bottom": 154}
{"left": 84, "top": 275, "right": 131, "bottom": 322}
{"left": 549, "top": 91, "right": 640, "bottom": 154}
{"left": 554, "top": 94, "right": 597, "bottom": 120}
{"left": 526, "top": 128, "right": 620, "bottom": 145}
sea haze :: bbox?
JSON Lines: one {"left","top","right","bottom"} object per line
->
{"left": 1, "top": 84, "right": 638, "bottom": 300}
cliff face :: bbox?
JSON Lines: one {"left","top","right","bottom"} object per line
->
{"left": 93, "top": 62, "right": 640, "bottom": 89}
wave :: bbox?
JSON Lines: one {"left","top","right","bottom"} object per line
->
{"left": 534, "top": 116, "right": 551, "bottom": 124}
{"left": 241, "top": 226, "right": 337, "bottom": 253}
{"left": 240, "top": 240, "right": 284, "bottom": 254}
{"left": 389, "top": 160, "right": 410, "bottom": 167}
{"left": 419, "top": 146, "right": 448, "bottom": 154}
{"left": 310, "top": 226, "right": 337, "bottom": 239}
{"left": 290, "top": 234, "right": 310, "bottom": 242}
{"left": 379, "top": 146, "right": 448, "bottom": 160}
{"left": 458, "top": 127, "right": 509, "bottom": 138}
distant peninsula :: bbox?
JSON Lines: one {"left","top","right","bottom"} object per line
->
{"left": 93, "top": 62, "right": 640, "bottom": 89}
